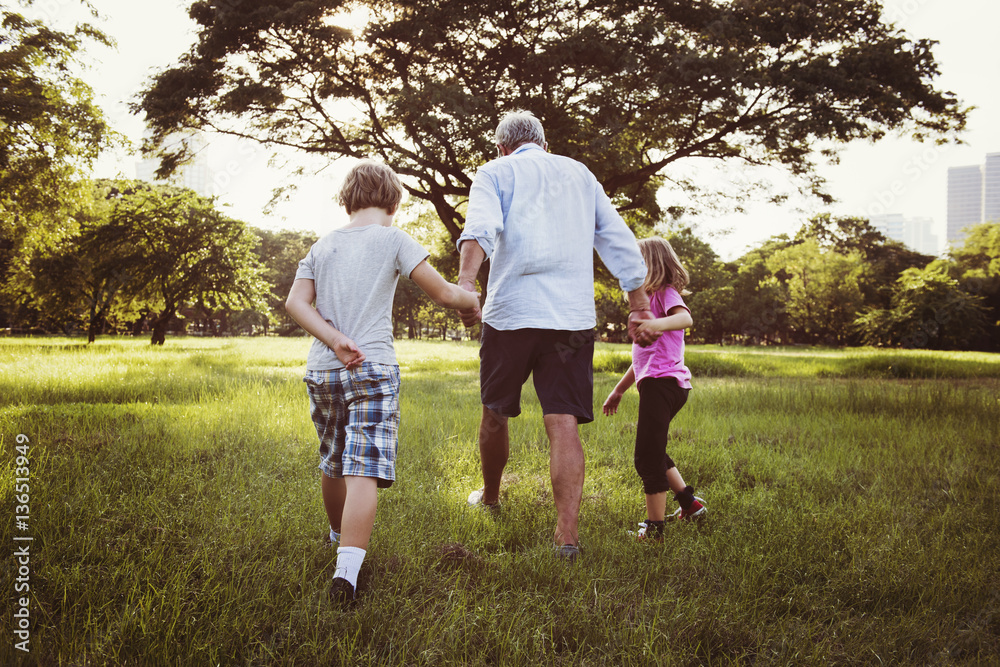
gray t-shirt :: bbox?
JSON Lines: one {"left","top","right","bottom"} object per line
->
{"left": 295, "top": 225, "right": 429, "bottom": 370}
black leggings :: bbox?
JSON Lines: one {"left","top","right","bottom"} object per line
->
{"left": 634, "top": 376, "right": 689, "bottom": 495}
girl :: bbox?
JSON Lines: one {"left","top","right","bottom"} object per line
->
{"left": 602, "top": 237, "right": 705, "bottom": 541}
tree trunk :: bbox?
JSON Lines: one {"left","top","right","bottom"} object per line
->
{"left": 150, "top": 311, "right": 172, "bottom": 345}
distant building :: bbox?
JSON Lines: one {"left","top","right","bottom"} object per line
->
{"left": 869, "top": 213, "right": 940, "bottom": 256}
{"left": 984, "top": 153, "right": 1000, "bottom": 225}
{"left": 947, "top": 165, "right": 983, "bottom": 245}
{"left": 946, "top": 152, "right": 1000, "bottom": 246}
{"left": 135, "top": 131, "right": 213, "bottom": 197}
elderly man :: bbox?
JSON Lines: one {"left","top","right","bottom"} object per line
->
{"left": 457, "top": 110, "right": 656, "bottom": 559}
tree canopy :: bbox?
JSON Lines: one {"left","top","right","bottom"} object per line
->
{"left": 0, "top": 7, "right": 112, "bottom": 272}
{"left": 138, "top": 0, "right": 967, "bottom": 244}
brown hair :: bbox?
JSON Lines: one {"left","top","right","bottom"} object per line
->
{"left": 337, "top": 159, "right": 405, "bottom": 214}
{"left": 637, "top": 236, "right": 690, "bottom": 295}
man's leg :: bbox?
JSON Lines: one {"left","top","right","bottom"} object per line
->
{"left": 479, "top": 406, "right": 509, "bottom": 505}
{"left": 545, "top": 413, "right": 584, "bottom": 547}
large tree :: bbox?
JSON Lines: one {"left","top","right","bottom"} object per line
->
{"left": 0, "top": 6, "right": 112, "bottom": 322}
{"left": 137, "top": 0, "right": 966, "bottom": 264}
{"left": 96, "top": 181, "right": 270, "bottom": 344}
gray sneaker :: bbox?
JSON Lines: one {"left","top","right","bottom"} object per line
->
{"left": 555, "top": 544, "right": 581, "bottom": 562}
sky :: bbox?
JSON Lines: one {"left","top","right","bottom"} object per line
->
{"left": 46, "top": 0, "right": 1000, "bottom": 260}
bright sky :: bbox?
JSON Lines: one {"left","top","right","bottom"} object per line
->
{"left": 54, "top": 0, "right": 1000, "bottom": 259}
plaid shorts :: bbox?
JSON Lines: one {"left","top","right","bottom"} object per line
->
{"left": 304, "top": 362, "right": 401, "bottom": 488}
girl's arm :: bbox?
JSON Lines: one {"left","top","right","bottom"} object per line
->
{"left": 635, "top": 305, "right": 693, "bottom": 335}
{"left": 285, "top": 279, "right": 366, "bottom": 369}
{"left": 410, "top": 260, "right": 481, "bottom": 312}
{"left": 602, "top": 363, "right": 636, "bottom": 416}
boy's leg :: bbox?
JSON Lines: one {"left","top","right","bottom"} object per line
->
{"left": 321, "top": 472, "right": 347, "bottom": 535}
{"left": 339, "top": 475, "right": 379, "bottom": 549}
{"left": 332, "top": 475, "right": 379, "bottom": 596}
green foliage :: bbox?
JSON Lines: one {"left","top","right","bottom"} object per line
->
{"left": 854, "top": 263, "right": 989, "bottom": 350}
{"left": 2, "top": 338, "right": 998, "bottom": 664}
{"left": 252, "top": 227, "right": 319, "bottom": 332}
{"left": 766, "top": 238, "right": 868, "bottom": 345}
{"left": 0, "top": 7, "right": 114, "bottom": 323}
{"left": 138, "top": 0, "right": 966, "bottom": 241}
{"left": 949, "top": 222, "right": 1000, "bottom": 349}
{"left": 660, "top": 226, "right": 736, "bottom": 344}
{"left": 797, "top": 214, "right": 934, "bottom": 309}
{"left": 4, "top": 180, "right": 271, "bottom": 343}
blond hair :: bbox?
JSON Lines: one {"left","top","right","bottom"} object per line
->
{"left": 337, "top": 159, "right": 404, "bottom": 214}
{"left": 638, "top": 236, "right": 690, "bottom": 295}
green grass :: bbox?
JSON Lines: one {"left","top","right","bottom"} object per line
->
{"left": 2, "top": 337, "right": 999, "bottom": 665}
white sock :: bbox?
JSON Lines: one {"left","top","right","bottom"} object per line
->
{"left": 334, "top": 546, "right": 366, "bottom": 588}
{"left": 329, "top": 528, "right": 340, "bottom": 544}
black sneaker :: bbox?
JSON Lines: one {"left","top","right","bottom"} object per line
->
{"left": 629, "top": 520, "right": 665, "bottom": 543}
{"left": 329, "top": 576, "right": 356, "bottom": 605}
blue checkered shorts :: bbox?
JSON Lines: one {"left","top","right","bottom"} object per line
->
{"left": 304, "top": 362, "right": 401, "bottom": 488}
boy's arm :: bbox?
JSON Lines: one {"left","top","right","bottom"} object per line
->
{"left": 602, "top": 363, "right": 636, "bottom": 416}
{"left": 410, "top": 260, "right": 481, "bottom": 314}
{"left": 636, "top": 305, "right": 693, "bottom": 335}
{"left": 284, "top": 278, "right": 366, "bottom": 369}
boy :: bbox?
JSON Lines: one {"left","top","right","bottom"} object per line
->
{"left": 285, "top": 159, "right": 479, "bottom": 604}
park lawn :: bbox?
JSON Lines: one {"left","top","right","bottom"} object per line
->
{"left": 1, "top": 336, "right": 998, "bottom": 665}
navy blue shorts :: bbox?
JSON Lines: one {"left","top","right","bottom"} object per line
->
{"left": 479, "top": 323, "right": 595, "bottom": 424}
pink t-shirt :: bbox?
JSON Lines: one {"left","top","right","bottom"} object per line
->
{"left": 632, "top": 286, "right": 692, "bottom": 388}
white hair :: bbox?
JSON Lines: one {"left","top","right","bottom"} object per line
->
{"left": 494, "top": 110, "right": 545, "bottom": 150}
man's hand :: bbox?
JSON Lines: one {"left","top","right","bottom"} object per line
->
{"left": 332, "top": 335, "right": 366, "bottom": 370}
{"left": 457, "top": 278, "right": 481, "bottom": 327}
{"left": 628, "top": 310, "right": 662, "bottom": 347}
{"left": 602, "top": 390, "right": 623, "bottom": 416}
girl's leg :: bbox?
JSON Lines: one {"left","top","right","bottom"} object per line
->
{"left": 635, "top": 378, "right": 689, "bottom": 518}
{"left": 666, "top": 467, "right": 687, "bottom": 495}
{"left": 644, "top": 491, "right": 668, "bottom": 522}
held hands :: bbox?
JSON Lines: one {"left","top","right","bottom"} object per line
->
{"left": 457, "top": 278, "right": 482, "bottom": 327}
{"left": 628, "top": 310, "right": 662, "bottom": 347}
{"left": 331, "top": 334, "right": 366, "bottom": 370}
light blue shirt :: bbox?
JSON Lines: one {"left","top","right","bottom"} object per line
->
{"left": 457, "top": 143, "right": 647, "bottom": 331}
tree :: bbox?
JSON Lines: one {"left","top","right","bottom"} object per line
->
{"left": 948, "top": 222, "right": 1000, "bottom": 349}
{"left": 95, "top": 181, "right": 270, "bottom": 344}
{"left": 795, "top": 214, "right": 933, "bottom": 310}
{"left": 766, "top": 238, "right": 867, "bottom": 344}
{"left": 137, "top": 0, "right": 967, "bottom": 269}
{"left": 854, "top": 262, "right": 987, "bottom": 350}
{"left": 12, "top": 191, "right": 146, "bottom": 341}
{"left": 253, "top": 227, "right": 319, "bottom": 332}
{"left": 660, "top": 226, "right": 735, "bottom": 344}
{"left": 729, "top": 236, "right": 796, "bottom": 344}
{"left": 0, "top": 7, "right": 113, "bottom": 325}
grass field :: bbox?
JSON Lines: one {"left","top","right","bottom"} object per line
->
{"left": 2, "top": 337, "right": 999, "bottom": 665}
